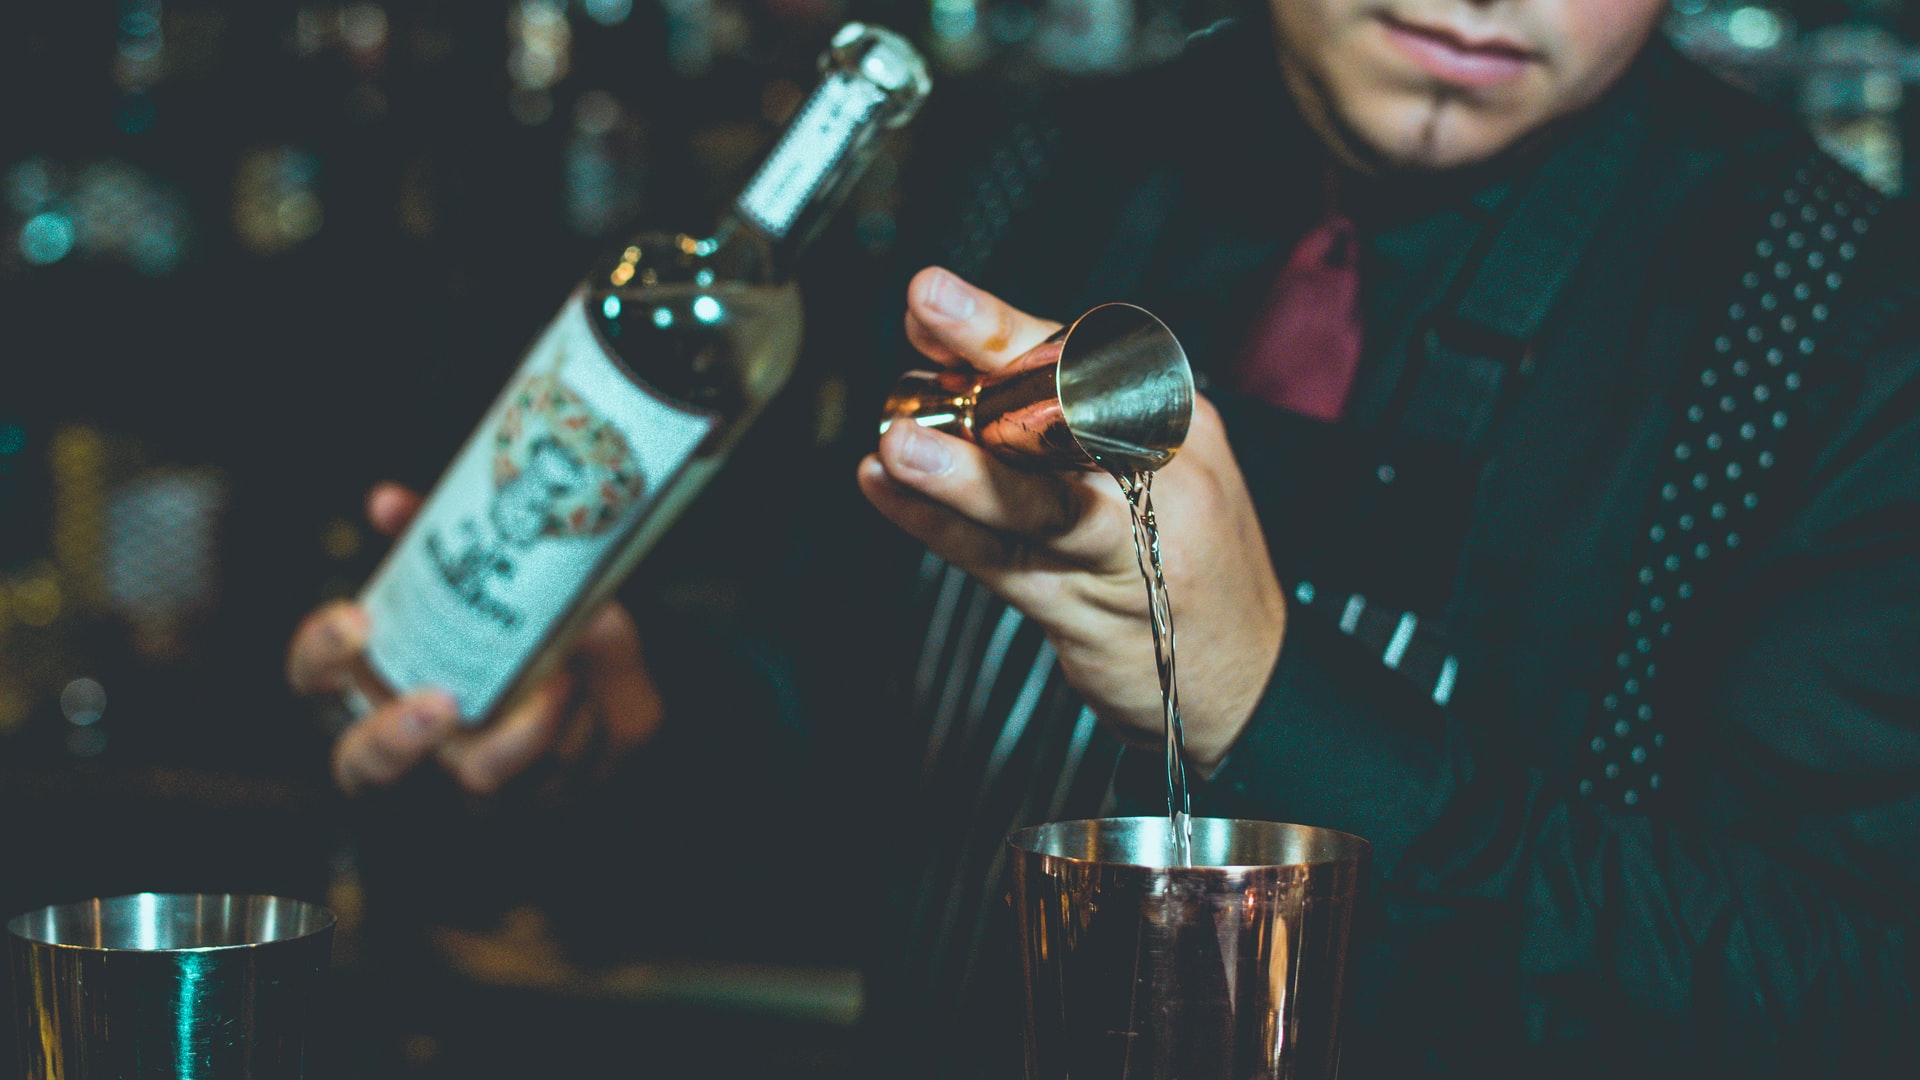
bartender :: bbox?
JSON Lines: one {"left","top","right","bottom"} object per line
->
{"left": 289, "top": 1, "right": 1920, "bottom": 1076}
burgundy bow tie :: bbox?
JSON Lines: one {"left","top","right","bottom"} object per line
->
{"left": 1228, "top": 211, "right": 1364, "bottom": 423}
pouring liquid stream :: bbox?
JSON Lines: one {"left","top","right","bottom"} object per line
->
{"left": 1115, "top": 468, "right": 1193, "bottom": 867}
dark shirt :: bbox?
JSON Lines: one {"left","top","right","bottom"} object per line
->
{"left": 860, "top": 18, "right": 1920, "bottom": 1079}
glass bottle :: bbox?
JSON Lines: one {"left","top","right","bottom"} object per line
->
{"left": 351, "top": 23, "right": 930, "bottom": 722}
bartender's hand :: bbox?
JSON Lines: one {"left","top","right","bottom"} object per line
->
{"left": 285, "top": 483, "right": 665, "bottom": 797}
{"left": 858, "top": 267, "right": 1286, "bottom": 769}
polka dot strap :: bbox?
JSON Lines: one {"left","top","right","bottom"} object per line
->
{"left": 1578, "top": 154, "right": 1886, "bottom": 810}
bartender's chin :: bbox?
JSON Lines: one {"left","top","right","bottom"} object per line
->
{"left": 1348, "top": 97, "right": 1524, "bottom": 173}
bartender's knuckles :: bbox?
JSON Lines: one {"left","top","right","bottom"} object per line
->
{"left": 335, "top": 702, "right": 437, "bottom": 791}
{"left": 438, "top": 674, "right": 574, "bottom": 791}
{"left": 287, "top": 601, "right": 367, "bottom": 692}
{"left": 941, "top": 462, "right": 1108, "bottom": 557}
{"left": 364, "top": 482, "right": 423, "bottom": 536}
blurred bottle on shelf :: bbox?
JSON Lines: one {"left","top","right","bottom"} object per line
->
{"left": 1801, "top": 23, "right": 1906, "bottom": 195}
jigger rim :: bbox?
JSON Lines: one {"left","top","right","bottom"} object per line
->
{"left": 7, "top": 892, "right": 336, "bottom": 954}
{"left": 1054, "top": 303, "right": 1194, "bottom": 473}
{"left": 1009, "top": 816, "right": 1370, "bottom": 872}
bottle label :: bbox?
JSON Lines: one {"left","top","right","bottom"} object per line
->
{"left": 360, "top": 291, "right": 718, "bottom": 719}
{"left": 734, "top": 71, "right": 889, "bottom": 242}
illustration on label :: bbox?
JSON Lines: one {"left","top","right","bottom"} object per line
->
{"left": 425, "top": 370, "right": 647, "bottom": 631}
{"left": 361, "top": 290, "right": 719, "bottom": 720}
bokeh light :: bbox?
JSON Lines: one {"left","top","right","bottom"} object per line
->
{"left": 60, "top": 678, "right": 107, "bottom": 726}
{"left": 1728, "top": 6, "right": 1786, "bottom": 50}
{"left": 582, "top": 0, "right": 633, "bottom": 27}
{"left": 19, "top": 212, "right": 76, "bottom": 266}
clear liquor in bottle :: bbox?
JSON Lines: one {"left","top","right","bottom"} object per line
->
{"left": 351, "top": 23, "right": 930, "bottom": 723}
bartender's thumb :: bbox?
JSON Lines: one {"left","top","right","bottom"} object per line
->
{"left": 904, "top": 266, "right": 1061, "bottom": 372}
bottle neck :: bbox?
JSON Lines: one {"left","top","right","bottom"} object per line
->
{"left": 719, "top": 64, "right": 899, "bottom": 271}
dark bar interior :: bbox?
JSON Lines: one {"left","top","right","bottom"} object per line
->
{"left": 3, "top": 2, "right": 1917, "bottom": 1078}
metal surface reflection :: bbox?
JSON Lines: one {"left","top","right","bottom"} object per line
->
{"left": 881, "top": 303, "right": 1194, "bottom": 475}
{"left": 1009, "top": 817, "right": 1368, "bottom": 1080}
{"left": 8, "top": 893, "right": 335, "bottom": 1079}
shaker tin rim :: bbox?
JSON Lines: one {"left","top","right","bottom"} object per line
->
{"left": 7, "top": 892, "right": 337, "bottom": 953}
{"left": 1007, "top": 816, "right": 1371, "bottom": 872}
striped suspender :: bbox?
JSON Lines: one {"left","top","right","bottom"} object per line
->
{"left": 1288, "top": 581, "right": 1461, "bottom": 708}
{"left": 1273, "top": 98, "right": 1648, "bottom": 727}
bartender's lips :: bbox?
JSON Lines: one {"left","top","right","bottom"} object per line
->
{"left": 1376, "top": 13, "right": 1540, "bottom": 88}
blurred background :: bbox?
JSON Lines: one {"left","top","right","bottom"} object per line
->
{"left": 0, "top": 0, "right": 1914, "bottom": 1076}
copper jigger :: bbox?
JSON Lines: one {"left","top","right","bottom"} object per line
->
{"left": 1010, "top": 818, "right": 1370, "bottom": 1080}
{"left": 880, "top": 303, "right": 1195, "bottom": 474}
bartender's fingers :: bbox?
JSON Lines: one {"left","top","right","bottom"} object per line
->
{"left": 332, "top": 689, "right": 461, "bottom": 796}
{"left": 859, "top": 465, "right": 1125, "bottom": 588}
{"left": 862, "top": 423, "right": 1131, "bottom": 570}
{"left": 904, "top": 267, "right": 1061, "bottom": 372}
{"left": 435, "top": 672, "right": 577, "bottom": 796}
{"left": 287, "top": 601, "right": 369, "bottom": 695}
{"left": 569, "top": 603, "right": 664, "bottom": 759}
{"left": 859, "top": 459, "right": 1029, "bottom": 575}
{"left": 366, "top": 482, "right": 424, "bottom": 537}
